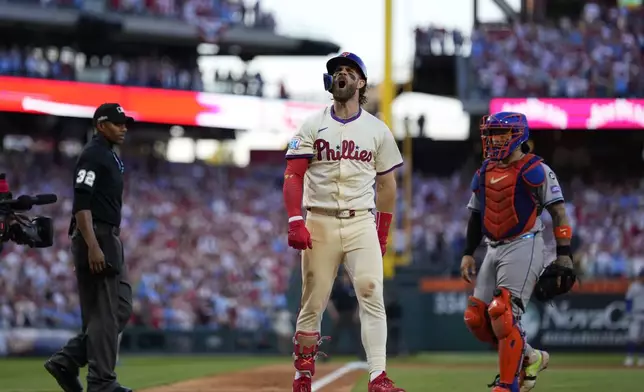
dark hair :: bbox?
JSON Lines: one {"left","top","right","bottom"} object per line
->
{"left": 359, "top": 84, "right": 368, "bottom": 106}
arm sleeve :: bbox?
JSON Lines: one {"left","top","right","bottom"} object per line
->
{"left": 283, "top": 158, "right": 309, "bottom": 218}
{"left": 376, "top": 127, "right": 403, "bottom": 175}
{"left": 463, "top": 211, "right": 483, "bottom": 256}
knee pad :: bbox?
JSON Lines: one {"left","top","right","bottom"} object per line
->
{"left": 464, "top": 296, "right": 497, "bottom": 345}
{"left": 488, "top": 287, "right": 517, "bottom": 339}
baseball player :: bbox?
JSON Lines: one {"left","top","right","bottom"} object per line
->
{"left": 625, "top": 269, "right": 644, "bottom": 367}
{"left": 460, "top": 112, "right": 575, "bottom": 392}
{"left": 283, "top": 52, "right": 405, "bottom": 392}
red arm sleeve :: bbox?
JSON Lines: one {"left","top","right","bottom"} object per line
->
{"left": 283, "top": 158, "right": 309, "bottom": 218}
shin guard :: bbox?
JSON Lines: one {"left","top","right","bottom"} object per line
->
{"left": 488, "top": 288, "right": 524, "bottom": 391}
{"left": 464, "top": 296, "right": 498, "bottom": 347}
{"left": 292, "top": 331, "right": 328, "bottom": 377}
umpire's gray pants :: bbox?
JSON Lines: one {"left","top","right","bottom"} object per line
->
{"left": 50, "top": 223, "right": 132, "bottom": 392}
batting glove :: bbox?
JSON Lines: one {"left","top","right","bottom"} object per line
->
{"left": 288, "top": 218, "right": 312, "bottom": 250}
{"left": 375, "top": 211, "right": 393, "bottom": 256}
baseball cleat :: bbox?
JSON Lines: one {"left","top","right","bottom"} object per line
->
{"left": 637, "top": 357, "right": 644, "bottom": 367}
{"left": 368, "top": 372, "right": 405, "bottom": 392}
{"left": 521, "top": 350, "right": 549, "bottom": 392}
{"left": 293, "top": 376, "right": 311, "bottom": 392}
{"left": 624, "top": 356, "right": 635, "bottom": 367}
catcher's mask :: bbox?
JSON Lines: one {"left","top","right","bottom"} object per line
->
{"left": 480, "top": 112, "right": 529, "bottom": 161}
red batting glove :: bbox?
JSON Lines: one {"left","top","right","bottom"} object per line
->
{"left": 375, "top": 211, "right": 393, "bottom": 256}
{"left": 288, "top": 218, "right": 312, "bottom": 250}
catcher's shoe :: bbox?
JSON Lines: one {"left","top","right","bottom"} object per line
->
{"left": 521, "top": 350, "right": 549, "bottom": 392}
{"left": 487, "top": 374, "right": 520, "bottom": 392}
{"left": 293, "top": 376, "right": 311, "bottom": 392}
{"left": 368, "top": 372, "right": 405, "bottom": 392}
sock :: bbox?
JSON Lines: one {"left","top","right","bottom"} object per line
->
{"left": 370, "top": 371, "right": 383, "bottom": 382}
{"left": 294, "top": 371, "right": 309, "bottom": 380}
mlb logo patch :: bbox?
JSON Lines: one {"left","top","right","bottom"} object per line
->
{"left": 341, "top": 52, "right": 350, "bottom": 57}
{"left": 288, "top": 137, "right": 302, "bottom": 150}
{"left": 550, "top": 186, "right": 561, "bottom": 193}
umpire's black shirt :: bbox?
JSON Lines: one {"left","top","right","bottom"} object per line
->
{"left": 70, "top": 133, "right": 125, "bottom": 231}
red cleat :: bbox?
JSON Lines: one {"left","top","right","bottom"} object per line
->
{"left": 292, "top": 376, "right": 311, "bottom": 392}
{"left": 368, "top": 372, "right": 405, "bottom": 392}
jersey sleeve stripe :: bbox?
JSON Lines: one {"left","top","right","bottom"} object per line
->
{"left": 285, "top": 154, "right": 314, "bottom": 160}
{"left": 543, "top": 198, "right": 564, "bottom": 208}
{"left": 376, "top": 162, "right": 403, "bottom": 176}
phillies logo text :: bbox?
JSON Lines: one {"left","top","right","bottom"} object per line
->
{"left": 314, "top": 139, "right": 373, "bottom": 162}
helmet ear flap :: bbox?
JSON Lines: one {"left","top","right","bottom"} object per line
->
{"left": 323, "top": 73, "right": 333, "bottom": 91}
{"left": 520, "top": 142, "right": 531, "bottom": 154}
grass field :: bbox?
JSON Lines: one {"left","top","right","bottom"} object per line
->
{"left": 0, "top": 352, "right": 642, "bottom": 391}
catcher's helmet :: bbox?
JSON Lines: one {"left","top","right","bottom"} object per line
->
{"left": 323, "top": 52, "right": 367, "bottom": 91}
{"left": 480, "top": 111, "right": 530, "bottom": 161}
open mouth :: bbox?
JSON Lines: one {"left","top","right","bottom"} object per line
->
{"left": 338, "top": 80, "right": 346, "bottom": 88}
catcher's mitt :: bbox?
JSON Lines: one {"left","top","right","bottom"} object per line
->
{"left": 533, "top": 262, "right": 577, "bottom": 302}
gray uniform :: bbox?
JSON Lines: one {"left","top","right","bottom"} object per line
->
{"left": 467, "top": 162, "right": 564, "bottom": 315}
{"left": 627, "top": 282, "right": 644, "bottom": 342}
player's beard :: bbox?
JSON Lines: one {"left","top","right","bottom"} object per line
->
{"left": 331, "top": 80, "right": 358, "bottom": 103}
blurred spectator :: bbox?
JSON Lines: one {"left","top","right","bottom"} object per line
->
{"left": 415, "top": 26, "right": 467, "bottom": 56}
{"left": 469, "top": 3, "right": 644, "bottom": 99}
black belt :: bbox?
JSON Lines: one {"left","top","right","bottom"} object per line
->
{"left": 71, "top": 221, "right": 120, "bottom": 236}
{"left": 93, "top": 221, "right": 120, "bottom": 236}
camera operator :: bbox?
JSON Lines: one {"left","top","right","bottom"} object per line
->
{"left": 45, "top": 103, "right": 133, "bottom": 392}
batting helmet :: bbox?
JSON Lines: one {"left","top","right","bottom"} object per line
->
{"left": 323, "top": 52, "right": 367, "bottom": 91}
{"left": 480, "top": 111, "right": 530, "bottom": 161}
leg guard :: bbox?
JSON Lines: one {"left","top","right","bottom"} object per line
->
{"left": 292, "top": 331, "right": 329, "bottom": 377}
{"left": 488, "top": 288, "right": 524, "bottom": 391}
{"left": 464, "top": 296, "right": 497, "bottom": 347}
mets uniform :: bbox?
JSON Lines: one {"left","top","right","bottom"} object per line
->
{"left": 285, "top": 106, "right": 403, "bottom": 372}
{"left": 467, "top": 155, "right": 564, "bottom": 312}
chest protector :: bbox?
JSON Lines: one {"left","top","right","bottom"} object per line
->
{"left": 477, "top": 154, "right": 545, "bottom": 241}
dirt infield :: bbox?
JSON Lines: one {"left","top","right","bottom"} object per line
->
{"left": 141, "top": 363, "right": 366, "bottom": 392}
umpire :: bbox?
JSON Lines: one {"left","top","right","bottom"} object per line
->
{"left": 45, "top": 103, "right": 133, "bottom": 392}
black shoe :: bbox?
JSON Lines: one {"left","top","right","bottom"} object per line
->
{"left": 44, "top": 360, "right": 83, "bottom": 392}
{"left": 113, "top": 387, "right": 132, "bottom": 392}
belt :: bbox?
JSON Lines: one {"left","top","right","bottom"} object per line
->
{"left": 488, "top": 232, "right": 534, "bottom": 248}
{"left": 94, "top": 221, "right": 120, "bottom": 236}
{"left": 306, "top": 208, "right": 372, "bottom": 219}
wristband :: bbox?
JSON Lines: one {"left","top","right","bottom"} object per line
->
{"left": 556, "top": 245, "right": 571, "bottom": 257}
{"left": 554, "top": 225, "right": 572, "bottom": 240}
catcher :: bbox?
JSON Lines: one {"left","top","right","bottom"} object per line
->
{"left": 460, "top": 112, "right": 577, "bottom": 392}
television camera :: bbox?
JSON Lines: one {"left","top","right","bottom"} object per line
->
{"left": 0, "top": 174, "right": 57, "bottom": 248}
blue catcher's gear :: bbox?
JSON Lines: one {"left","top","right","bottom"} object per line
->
{"left": 323, "top": 52, "right": 367, "bottom": 91}
{"left": 481, "top": 112, "right": 530, "bottom": 161}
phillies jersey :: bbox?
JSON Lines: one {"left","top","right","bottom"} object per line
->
{"left": 285, "top": 106, "right": 403, "bottom": 211}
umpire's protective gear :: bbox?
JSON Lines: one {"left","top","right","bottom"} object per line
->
{"left": 324, "top": 52, "right": 367, "bottom": 91}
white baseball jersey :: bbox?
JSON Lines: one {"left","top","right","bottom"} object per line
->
{"left": 285, "top": 106, "right": 403, "bottom": 211}
{"left": 627, "top": 281, "right": 644, "bottom": 317}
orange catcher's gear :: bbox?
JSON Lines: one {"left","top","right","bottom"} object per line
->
{"left": 464, "top": 296, "right": 497, "bottom": 346}
{"left": 488, "top": 288, "right": 524, "bottom": 392}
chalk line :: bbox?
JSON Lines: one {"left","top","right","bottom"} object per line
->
{"left": 311, "top": 361, "right": 369, "bottom": 391}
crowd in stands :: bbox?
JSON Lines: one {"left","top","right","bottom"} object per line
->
{"left": 415, "top": 26, "right": 467, "bottom": 56}
{"left": 469, "top": 3, "right": 644, "bottom": 98}
{"left": 0, "top": 46, "right": 279, "bottom": 96}
{"left": 1, "top": 150, "right": 643, "bottom": 331}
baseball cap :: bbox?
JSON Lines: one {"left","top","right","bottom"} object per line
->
{"left": 93, "top": 103, "right": 134, "bottom": 126}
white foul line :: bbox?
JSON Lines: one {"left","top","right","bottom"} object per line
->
{"left": 311, "top": 361, "right": 369, "bottom": 392}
